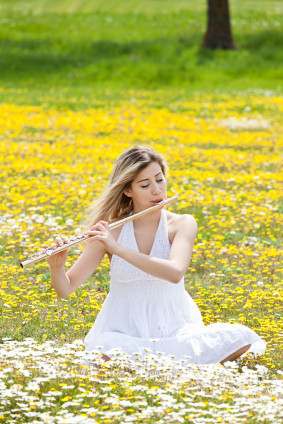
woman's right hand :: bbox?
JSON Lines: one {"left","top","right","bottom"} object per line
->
{"left": 43, "top": 235, "right": 69, "bottom": 269}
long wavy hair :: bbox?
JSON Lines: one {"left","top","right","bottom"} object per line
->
{"left": 81, "top": 145, "right": 168, "bottom": 230}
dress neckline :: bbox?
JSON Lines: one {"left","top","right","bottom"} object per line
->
{"left": 130, "top": 209, "right": 163, "bottom": 256}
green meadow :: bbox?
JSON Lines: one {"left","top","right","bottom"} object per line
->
{"left": 0, "top": 0, "right": 282, "bottom": 108}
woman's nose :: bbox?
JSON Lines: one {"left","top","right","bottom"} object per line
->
{"left": 151, "top": 182, "right": 162, "bottom": 194}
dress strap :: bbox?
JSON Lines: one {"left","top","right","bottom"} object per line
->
{"left": 148, "top": 209, "right": 171, "bottom": 256}
{"left": 116, "top": 208, "right": 170, "bottom": 254}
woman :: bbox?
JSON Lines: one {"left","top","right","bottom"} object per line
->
{"left": 45, "top": 145, "right": 266, "bottom": 365}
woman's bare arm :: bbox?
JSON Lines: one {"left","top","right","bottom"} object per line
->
{"left": 49, "top": 239, "right": 106, "bottom": 298}
{"left": 115, "top": 215, "right": 197, "bottom": 283}
{"left": 85, "top": 214, "right": 198, "bottom": 284}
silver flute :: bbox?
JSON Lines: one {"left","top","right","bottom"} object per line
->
{"left": 20, "top": 196, "right": 178, "bottom": 268}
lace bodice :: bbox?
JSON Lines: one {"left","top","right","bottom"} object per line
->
{"left": 110, "top": 209, "right": 184, "bottom": 288}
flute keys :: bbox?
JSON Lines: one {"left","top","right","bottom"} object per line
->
{"left": 46, "top": 249, "right": 53, "bottom": 256}
{"left": 76, "top": 234, "right": 85, "bottom": 239}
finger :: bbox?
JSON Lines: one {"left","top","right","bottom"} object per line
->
{"left": 55, "top": 237, "right": 64, "bottom": 246}
{"left": 43, "top": 243, "right": 49, "bottom": 248}
{"left": 84, "top": 230, "right": 104, "bottom": 236}
{"left": 91, "top": 221, "right": 107, "bottom": 229}
{"left": 89, "top": 235, "right": 105, "bottom": 242}
{"left": 89, "top": 224, "right": 100, "bottom": 231}
{"left": 86, "top": 225, "right": 106, "bottom": 233}
{"left": 62, "top": 235, "right": 69, "bottom": 242}
{"left": 97, "top": 222, "right": 110, "bottom": 231}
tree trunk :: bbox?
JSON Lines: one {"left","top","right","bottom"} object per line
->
{"left": 202, "top": 0, "right": 236, "bottom": 49}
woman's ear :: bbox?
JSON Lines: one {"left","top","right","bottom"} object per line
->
{"left": 123, "top": 187, "right": 132, "bottom": 198}
{"left": 123, "top": 179, "right": 134, "bottom": 198}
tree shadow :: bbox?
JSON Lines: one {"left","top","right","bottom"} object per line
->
{"left": 196, "top": 29, "right": 283, "bottom": 65}
{"left": 0, "top": 29, "right": 281, "bottom": 83}
{"left": 0, "top": 34, "right": 201, "bottom": 80}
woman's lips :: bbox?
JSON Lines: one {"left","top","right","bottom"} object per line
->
{"left": 152, "top": 199, "right": 163, "bottom": 203}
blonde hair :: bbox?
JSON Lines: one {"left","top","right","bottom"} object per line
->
{"left": 82, "top": 145, "right": 168, "bottom": 230}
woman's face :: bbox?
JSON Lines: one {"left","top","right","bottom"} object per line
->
{"left": 124, "top": 161, "right": 167, "bottom": 210}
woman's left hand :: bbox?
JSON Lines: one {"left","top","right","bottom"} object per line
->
{"left": 83, "top": 221, "right": 119, "bottom": 255}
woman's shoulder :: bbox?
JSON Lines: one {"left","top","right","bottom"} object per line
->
{"left": 165, "top": 210, "right": 197, "bottom": 242}
{"left": 165, "top": 210, "right": 197, "bottom": 228}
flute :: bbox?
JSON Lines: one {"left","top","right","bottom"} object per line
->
{"left": 20, "top": 196, "right": 178, "bottom": 268}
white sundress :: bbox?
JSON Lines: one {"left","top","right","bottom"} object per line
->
{"left": 84, "top": 209, "right": 267, "bottom": 364}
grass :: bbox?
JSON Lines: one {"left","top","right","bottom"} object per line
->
{"left": 0, "top": 1, "right": 282, "bottom": 108}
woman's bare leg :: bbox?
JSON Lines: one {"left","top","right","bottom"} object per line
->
{"left": 220, "top": 344, "right": 252, "bottom": 364}
{"left": 92, "top": 353, "right": 111, "bottom": 370}
{"left": 100, "top": 353, "right": 133, "bottom": 373}
{"left": 102, "top": 353, "right": 111, "bottom": 361}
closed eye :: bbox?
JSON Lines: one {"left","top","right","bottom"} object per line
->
{"left": 141, "top": 178, "right": 164, "bottom": 188}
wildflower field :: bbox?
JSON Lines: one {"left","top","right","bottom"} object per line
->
{"left": 0, "top": 0, "right": 283, "bottom": 423}
{"left": 0, "top": 93, "right": 282, "bottom": 423}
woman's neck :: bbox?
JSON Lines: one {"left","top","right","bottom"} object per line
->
{"left": 131, "top": 208, "right": 162, "bottom": 229}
